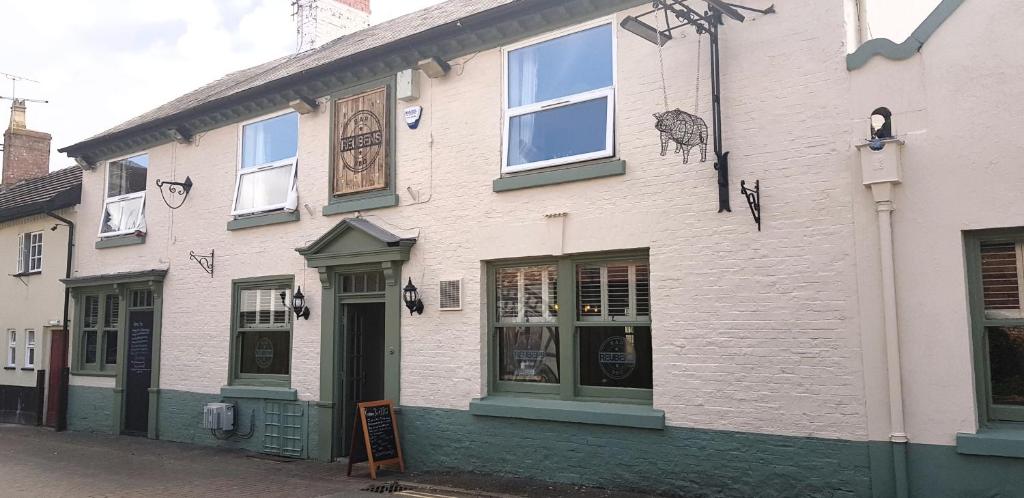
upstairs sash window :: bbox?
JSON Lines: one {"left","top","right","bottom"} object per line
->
{"left": 503, "top": 21, "right": 615, "bottom": 173}
{"left": 233, "top": 112, "right": 299, "bottom": 216}
{"left": 101, "top": 154, "right": 148, "bottom": 237}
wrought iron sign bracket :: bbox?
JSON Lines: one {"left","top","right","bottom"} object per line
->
{"left": 156, "top": 177, "right": 193, "bottom": 210}
{"left": 622, "top": 0, "right": 775, "bottom": 213}
{"left": 740, "top": 179, "right": 761, "bottom": 231}
{"left": 190, "top": 249, "right": 214, "bottom": 277}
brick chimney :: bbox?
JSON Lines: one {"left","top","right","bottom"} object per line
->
{"left": 295, "top": 0, "right": 371, "bottom": 52}
{"left": 2, "top": 99, "right": 51, "bottom": 187}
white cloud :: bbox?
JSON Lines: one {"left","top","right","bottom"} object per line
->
{"left": 0, "top": 0, "right": 444, "bottom": 170}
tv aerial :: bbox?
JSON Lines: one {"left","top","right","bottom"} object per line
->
{"left": 621, "top": 0, "right": 775, "bottom": 213}
{"left": 0, "top": 71, "right": 49, "bottom": 106}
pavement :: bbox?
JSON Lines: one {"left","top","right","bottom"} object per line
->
{"left": 0, "top": 425, "right": 654, "bottom": 498}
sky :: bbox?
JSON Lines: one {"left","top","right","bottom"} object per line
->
{"left": 0, "top": 0, "right": 446, "bottom": 170}
{"left": 0, "top": 0, "right": 938, "bottom": 171}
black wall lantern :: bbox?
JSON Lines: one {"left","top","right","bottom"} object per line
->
{"left": 281, "top": 286, "right": 311, "bottom": 320}
{"left": 403, "top": 278, "right": 424, "bottom": 315}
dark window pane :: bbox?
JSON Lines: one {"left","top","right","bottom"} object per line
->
{"left": 84, "top": 331, "right": 98, "bottom": 364}
{"left": 131, "top": 289, "right": 153, "bottom": 308}
{"left": 239, "top": 330, "right": 290, "bottom": 375}
{"left": 578, "top": 326, "right": 652, "bottom": 389}
{"left": 104, "top": 330, "right": 118, "bottom": 365}
{"left": 989, "top": 326, "right": 1024, "bottom": 407}
{"left": 107, "top": 154, "right": 149, "bottom": 197}
{"left": 508, "top": 97, "right": 609, "bottom": 167}
{"left": 497, "top": 327, "right": 559, "bottom": 383}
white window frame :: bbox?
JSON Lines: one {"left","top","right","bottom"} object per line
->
{"left": 24, "top": 329, "right": 35, "bottom": 368}
{"left": 231, "top": 110, "right": 300, "bottom": 217}
{"left": 99, "top": 152, "right": 149, "bottom": 238}
{"left": 26, "top": 231, "right": 43, "bottom": 273}
{"left": 7, "top": 330, "right": 15, "bottom": 367}
{"left": 501, "top": 18, "right": 618, "bottom": 174}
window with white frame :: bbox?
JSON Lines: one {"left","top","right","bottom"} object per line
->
{"left": 100, "top": 154, "right": 149, "bottom": 237}
{"left": 16, "top": 231, "right": 43, "bottom": 274}
{"left": 24, "top": 330, "right": 35, "bottom": 368}
{"left": 233, "top": 112, "right": 299, "bottom": 216}
{"left": 503, "top": 21, "right": 616, "bottom": 173}
{"left": 7, "top": 330, "right": 15, "bottom": 367}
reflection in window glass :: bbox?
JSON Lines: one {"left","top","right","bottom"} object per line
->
{"left": 578, "top": 326, "right": 652, "bottom": 389}
{"left": 241, "top": 113, "right": 299, "bottom": 169}
{"left": 507, "top": 24, "right": 613, "bottom": 107}
{"left": 107, "top": 155, "right": 149, "bottom": 198}
{"left": 239, "top": 330, "right": 290, "bottom": 375}
{"left": 84, "top": 296, "right": 100, "bottom": 329}
{"left": 101, "top": 196, "right": 145, "bottom": 235}
{"left": 496, "top": 265, "right": 558, "bottom": 322}
{"left": 989, "top": 326, "right": 1024, "bottom": 406}
{"left": 498, "top": 327, "right": 560, "bottom": 384}
{"left": 234, "top": 165, "right": 294, "bottom": 213}
{"left": 508, "top": 98, "right": 608, "bottom": 167}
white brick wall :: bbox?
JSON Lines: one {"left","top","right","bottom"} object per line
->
{"left": 71, "top": 0, "right": 868, "bottom": 441}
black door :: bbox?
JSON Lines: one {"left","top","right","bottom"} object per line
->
{"left": 123, "top": 310, "right": 154, "bottom": 435}
{"left": 340, "top": 303, "right": 386, "bottom": 456}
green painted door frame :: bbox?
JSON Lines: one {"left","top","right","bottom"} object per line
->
{"left": 64, "top": 270, "right": 166, "bottom": 439}
{"left": 296, "top": 219, "right": 413, "bottom": 461}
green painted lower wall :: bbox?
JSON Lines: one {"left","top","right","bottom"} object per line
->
{"left": 157, "top": 389, "right": 318, "bottom": 459}
{"left": 398, "top": 406, "right": 871, "bottom": 497}
{"left": 397, "top": 407, "right": 1024, "bottom": 498}
{"left": 67, "top": 385, "right": 115, "bottom": 433}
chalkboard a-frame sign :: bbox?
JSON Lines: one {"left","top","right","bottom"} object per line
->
{"left": 347, "top": 400, "right": 405, "bottom": 480}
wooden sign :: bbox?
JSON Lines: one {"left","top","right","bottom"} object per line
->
{"left": 346, "top": 400, "right": 405, "bottom": 480}
{"left": 334, "top": 87, "right": 389, "bottom": 196}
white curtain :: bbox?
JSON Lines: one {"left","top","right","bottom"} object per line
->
{"left": 510, "top": 49, "right": 539, "bottom": 164}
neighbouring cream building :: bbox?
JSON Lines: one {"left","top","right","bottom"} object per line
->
{"left": 54, "top": 0, "right": 1024, "bottom": 496}
{"left": 0, "top": 99, "right": 81, "bottom": 427}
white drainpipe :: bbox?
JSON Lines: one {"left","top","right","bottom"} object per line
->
{"left": 858, "top": 139, "right": 909, "bottom": 497}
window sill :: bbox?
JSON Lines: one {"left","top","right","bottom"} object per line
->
{"left": 3, "top": 366, "right": 15, "bottom": 371}
{"left": 221, "top": 386, "right": 298, "bottom": 401}
{"left": 956, "top": 425, "right": 1024, "bottom": 458}
{"left": 12, "top": 271, "right": 42, "bottom": 277}
{"left": 469, "top": 396, "right": 664, "bottom": 430}
{"left": 493, "top": 159, "right": 626, "bottom": 193}
{"left": 96, "top": 234, "right": 146, "bottom": 249}
{"left": 70, "top": 369, "right": 116, "bottom": 378}
{"left": 323, "top": 193, "right": 399, "bottom": 217}
{"left": 226, "top": 210, "right": 300, "bottom": 231}
{"left": 21, "top": 367, "right": 35, "bottom": 371}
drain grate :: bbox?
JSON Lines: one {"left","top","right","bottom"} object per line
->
{"left": 363, "top": 482, "right": 411, "bottom": 494}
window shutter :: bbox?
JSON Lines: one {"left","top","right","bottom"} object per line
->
{"left": 16, "top": 233, "right": 24, "bottom": 274}
{"left": 439, "top": 279, "right": 462, "bottom": 311}
{"left": 980, "top": 242, "right": 1021, "bottom": 312}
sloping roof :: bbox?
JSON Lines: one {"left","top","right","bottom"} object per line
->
{"left": 0, "top": 167, "right": 82, "bottom": 224}
{"left": 68, "top": 0, "right": 518, "bottom": 150}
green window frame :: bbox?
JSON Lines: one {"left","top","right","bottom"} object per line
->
{"left": 967, "top": 229, "right": 1024, "bottom": 424}
{"left": 487, "top": 250, "right": 653, "bottom": 404}
{"left": 229, "top": 276, "right": 294, "bottom": 387}
{"left": 73, "top": 291, "right": 122, "bottom": 375}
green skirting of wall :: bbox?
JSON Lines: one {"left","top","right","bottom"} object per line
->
{"left": 157, "top": 389, "right": 317, "bottom": 460}
{"left": 397, "top": 407, "right": 1024, "bottom": 498}
{"left": 67, "top": 385, "right": 115, "bottom": 434}
{"left": 398, "top": 406, "right": 871, "bottom": 497}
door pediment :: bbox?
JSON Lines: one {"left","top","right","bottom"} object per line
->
{"left": 296, "top": 218, "right": 415, "bottom": 273}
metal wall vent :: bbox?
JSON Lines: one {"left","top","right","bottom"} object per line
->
{"left": 439, "top": 279, "right": 462, "bottom": 311}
